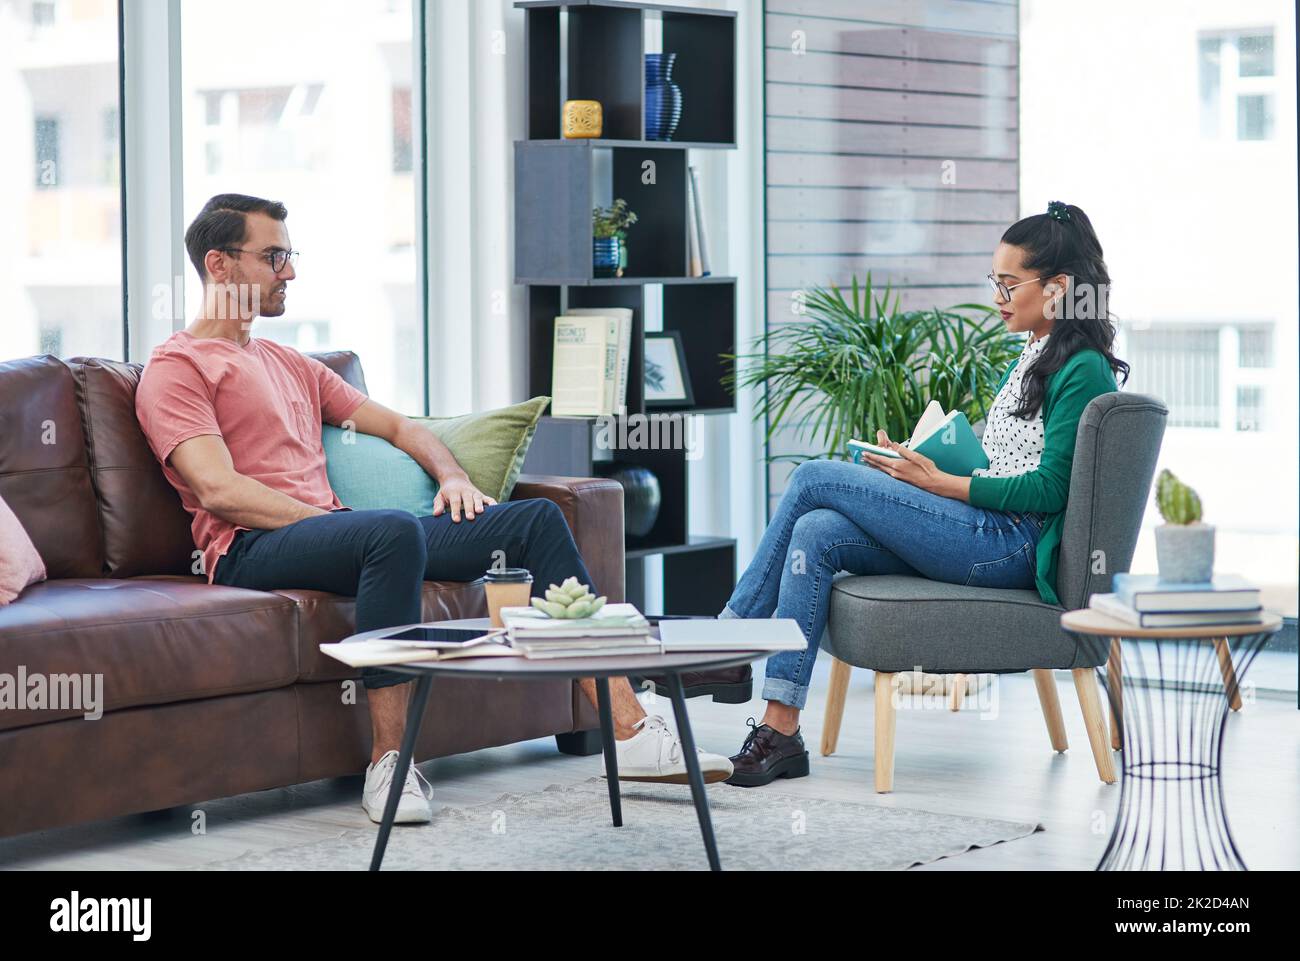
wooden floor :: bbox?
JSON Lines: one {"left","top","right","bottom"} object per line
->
{"left": 2, "top": 655, "right": 1297, "bottom": 870}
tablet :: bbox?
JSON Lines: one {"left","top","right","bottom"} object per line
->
{"left": 377, "top": 626, "right": 505, "bottom": 649}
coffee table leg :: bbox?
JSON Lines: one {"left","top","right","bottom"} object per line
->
{"left": 369, "top": 674, "right": 433, "bottom": 872}
{"left": 595, "top": 678, "right": 622, "bottom": 827}
{"left": 665, "top": 673, "right": 721, "bottom": 872}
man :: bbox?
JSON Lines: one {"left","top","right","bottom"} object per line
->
{"left": 135, "top": 193, "right": 732, "bottom": 824}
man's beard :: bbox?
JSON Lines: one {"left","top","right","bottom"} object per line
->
{"left": 258, "top": 284, "right": 288, "bottom": 317}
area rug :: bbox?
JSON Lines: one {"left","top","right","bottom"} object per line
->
{"left": 197, "top": 779, "right": 1042, "bottom": 871}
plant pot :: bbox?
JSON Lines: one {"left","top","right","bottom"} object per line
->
{"left": 1154, "top": 522, "right": 1215, "bottom": 583}
{"left": 593, "top": 236, "right": 624, "bottom": 278}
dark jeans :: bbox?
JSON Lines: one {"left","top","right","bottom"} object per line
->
{"left": 212, "top": 499, "right": 593, "bottom": 689}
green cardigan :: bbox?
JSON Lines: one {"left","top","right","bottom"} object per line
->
{"left": 968, "top": 347, "right": 1117, "bottom": 606}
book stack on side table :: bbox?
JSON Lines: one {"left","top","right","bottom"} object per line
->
{"left": 499, "top": 602, "right": 658, "bottom": 659}
{"left": 1088, "top": 573, "right": 1264, "bottom": 628}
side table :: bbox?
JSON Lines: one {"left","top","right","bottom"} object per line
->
{"left": 1061, "top": 608, "right": 1282, "bottom": 870}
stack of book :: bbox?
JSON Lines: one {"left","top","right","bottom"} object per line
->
{"left": 1089, "top": 573, "right": 1264, "bottom": 628}
{"left": 498, "top": 602, "right": 658, "bottom": 659}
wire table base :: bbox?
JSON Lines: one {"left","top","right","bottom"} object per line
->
{"left": 1069, "top": 629, "right": 1275, "bottom": 871}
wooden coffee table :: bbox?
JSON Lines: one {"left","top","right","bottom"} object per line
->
{"left": 347, "top": 619, "right": 764, "bottom": 872}
{"left": 1061, "top": 608, "right": 1282, "bottom": 871}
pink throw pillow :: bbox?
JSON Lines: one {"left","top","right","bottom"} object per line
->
{"left": 0, "top": 493, "right": 47, "bottom": 605}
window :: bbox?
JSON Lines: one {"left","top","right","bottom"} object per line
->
{"left": 102, "top": 107, "right": 120, "bottom": 185}
{"left": 1, "top": 0, "right": 123, "bottom": 363}
{"left": 1122, "top": 323, "right": 1275, "bottom": 433}
{"left": 1199, "top": 30, "right": 1276, "bottom": 141}
{"left": 1236, "top": 386, "right": 1266, "bottom": 431}
{"left": 34, "top": 116, "right": 60, "bottom": 188}
{"left": 392, "top": 87, "right": 413, "bottom": 173}
{"left": 180, "top": 0, "right": 420, "bottom": 413}
{"left": 197, "top": 85, "right": 326, "bottom": 174}
{"left": 1123, "top": 326, "right": 1221, "bottom": 428}
{"left": 1024, "top": 2, "right": 1297, "bottom": 613}
{"left": 31, "top": 0, "right": 55, "bottom": 28}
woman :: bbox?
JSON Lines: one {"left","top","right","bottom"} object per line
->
{"left": 723, "top": 201, "right": 1131, "bottom": 787}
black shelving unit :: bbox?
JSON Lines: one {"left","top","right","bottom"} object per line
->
{"left": 514, "top": 0, "right": 737, "bottom": 616}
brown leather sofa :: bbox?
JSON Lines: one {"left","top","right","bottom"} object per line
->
{"left": 0, "top": 351, "right": 618, "bottom": 838}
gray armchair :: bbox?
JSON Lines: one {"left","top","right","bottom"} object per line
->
{"left": 820, "top": 392, "right": 1168, "bottom": 792}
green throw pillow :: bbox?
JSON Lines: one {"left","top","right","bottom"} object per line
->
{"left": 322, "top": 396, "right": 550, "bottom": 515}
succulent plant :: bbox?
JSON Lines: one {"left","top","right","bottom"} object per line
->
{"left": 529, "top": 576, "right": 608, "bottom": 619}
{"left": 1155, "top": 469, "right": 1203, "bottom": 525}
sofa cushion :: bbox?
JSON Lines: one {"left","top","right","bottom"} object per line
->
{"left": 0, "top": 356, "right": 104, "bottom": 578}
{"left": 824, "top": 574, "right": 1095, "bottom": 674}
{"left": 0, "top": 491, "right": 46, "bottom": 605}
{"left": 321, "top": 396, "right": 551, "bottom": 514}
{"left": 0, "top": 578, "right": 298, "bottom": 732}
{"left": 306, "top": 350, "right": 369, "bottom": 393}
{"left": 69, "top": 357, "right": 197, "bottom": 577}
{"left": 279, "top": 580, "right": 490, "bottom": 683}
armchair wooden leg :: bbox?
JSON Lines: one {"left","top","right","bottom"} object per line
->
{"left": 821, "top": 657, "right": 852, "bottom": 756}
{"left": 1032, "top": 669, "right": 1069, "bottom": 753}
{"left": 1072, "top": 668, "right": 1117, "bottom": 784}
{"left": 949, "top": 673, "right": 967, "bottom": 711}
{"left": 1107, "top": 638, "right": 1123, "bottom": 750}
{"left": 874, "top": 671, "right": 897, "bottom": 793}
{"left": 1213, "top": 637, "right": 1244, "bottom": 711}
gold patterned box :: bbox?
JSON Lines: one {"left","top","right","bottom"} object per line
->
{"left": 562, "top": 100, "right": 603, "bottom": 139}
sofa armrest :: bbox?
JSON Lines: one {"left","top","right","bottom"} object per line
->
{"left": 510, "top": 474, "right": 624, "bottom": 603}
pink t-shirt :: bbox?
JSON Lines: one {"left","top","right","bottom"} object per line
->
{"left": 135, "top": 330, "right": 368, "bottom": 583}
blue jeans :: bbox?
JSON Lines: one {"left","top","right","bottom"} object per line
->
{"left": 722, "top": 459, "right": 1045, "bottom": 709}
{"left": 213, "top": 498, "right": 593, "bottom": 689}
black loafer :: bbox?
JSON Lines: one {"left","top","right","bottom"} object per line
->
{"left": 726, "top": 717, "right": 810, "bottom": 787}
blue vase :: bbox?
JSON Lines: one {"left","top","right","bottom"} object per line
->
{"left": 593, "top": 236, "right": 623, "bottom": 277}
{"left": 645, "top": 53, "right": 682, "bottom": 142}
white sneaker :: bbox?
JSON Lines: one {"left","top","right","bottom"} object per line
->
{"left": 610, "top": 715, "right": 734, "bottom": 785}
{"left": 363, "top": 750, "right": 433, "bottom": 824}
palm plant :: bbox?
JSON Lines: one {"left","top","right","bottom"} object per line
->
{"left": 723, "top": 274, "right": 1023, "bottom": 464}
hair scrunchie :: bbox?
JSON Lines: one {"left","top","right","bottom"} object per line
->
{"left": 1046, "top": 200, "right": 1072, "bottom": 223}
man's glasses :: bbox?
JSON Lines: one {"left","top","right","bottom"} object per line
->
{"left": 220, "top": 247, "right": 300, "bottom": 273}
{"left": 986, "top": 272, "right": 1043, "bottom": 301}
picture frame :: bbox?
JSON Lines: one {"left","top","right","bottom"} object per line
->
{"left": 643, "top": 331, "right": 694, "bottom": 408}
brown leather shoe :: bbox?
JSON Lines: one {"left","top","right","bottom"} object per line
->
{"left": 631, "top": 664, "right": 753, "bottom": 704}
{"left": 726, "top": 717, "right": 810, "bottom": 787}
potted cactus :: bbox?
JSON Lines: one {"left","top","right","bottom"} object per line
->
{"left": 1153, "top": 469, "right": 1214, "bottom": 583}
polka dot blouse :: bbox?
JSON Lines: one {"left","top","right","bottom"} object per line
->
{"left": 972, "top": 333, "right": 1049, "bottom": 480}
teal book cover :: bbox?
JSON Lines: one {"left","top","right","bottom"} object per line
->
{"left": 848, "top": 403, "right": 989, "bottom": 477}
{"left": 911, "top": 411, "right": 990, "bottom": 476}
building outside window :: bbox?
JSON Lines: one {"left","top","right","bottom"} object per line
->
{"left": 0, "top": 0, "right": 123, "bottom": 362}
{"left": 1199, "top": 29, "right": 1276, "bottom": 141}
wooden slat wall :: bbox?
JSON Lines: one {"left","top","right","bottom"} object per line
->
{"left": 762, "top": 0, "right": 1020, "bottom": 509}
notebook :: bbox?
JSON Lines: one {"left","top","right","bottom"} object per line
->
{"left": 848, "top": 400, "right": 990, "bottom": 477}
{"left": 656, "top": 618, "right": 807, "bottom": 652}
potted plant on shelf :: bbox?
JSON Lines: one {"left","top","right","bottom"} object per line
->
{"left": 1153, "top": 469, "right": 1214, "bottom": 583}
{"left": 723, "top": 273, "right": 1023, "bottom": 463}
{"left": 593, "top": 199, "right": 638, "bottom": 278}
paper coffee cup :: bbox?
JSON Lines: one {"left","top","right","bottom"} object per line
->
{"left": 484, "top": 568, "right": 534, "bottom": 627}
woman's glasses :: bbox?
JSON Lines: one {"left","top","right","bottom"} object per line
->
{"left": 986, "top": 272, "right": 1042, "bottom": 301}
